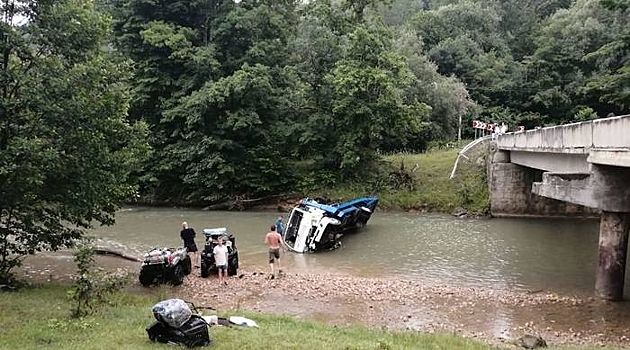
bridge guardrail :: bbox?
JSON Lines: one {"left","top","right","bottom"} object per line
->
{"left": 497, "top": 115, "right": 630, "bottom": 153}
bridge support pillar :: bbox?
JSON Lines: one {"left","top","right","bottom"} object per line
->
{"left": 595, "top": 211, "right": 630, "bottom": 301}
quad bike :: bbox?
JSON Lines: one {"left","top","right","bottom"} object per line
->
{"left": 139, "top": 247, "right": 192, "bottom": 286}
{"left": 200, "top": 228, "right": 239, "bottom": 278}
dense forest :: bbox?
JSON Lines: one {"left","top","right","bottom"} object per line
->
{"left": 1, "top": 0, "right": 629, "bottom": 277}
{"left": 109, "top": 0, "right": 629, "bottom": 204}
{"left": 3, "top": 0, "right": 628, "bottom": 206}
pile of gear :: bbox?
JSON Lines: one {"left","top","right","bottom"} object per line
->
{"left": 146, "top": 299, "right": 211, "bottom": 347}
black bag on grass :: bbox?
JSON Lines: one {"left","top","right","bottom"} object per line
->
{"left": 146, "top": 314, "right": 211, "bottom": 347}
{"left": 147, "top": 299, "right": 211, "bottom": 347}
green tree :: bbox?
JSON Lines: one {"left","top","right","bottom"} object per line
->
{"left": 411, "top": 1, "right": 524, "bottom": 113}
{"left": 378, "top": 0, "right": 430, "bottom": 26}
{"left": 327, "top": 24, "right": 431, "bottom": 174}
{"left": 114, "top": 0, "right": 301, "bottom": 203}
{"left": 0, "top": 0, "right": 150, "bottom": 281}
{"left": 526, "top": 0, "right": 627, "bottom": 121}
{"left": 289, "top": 0, "right": 352, "bottom": 160}
{"left": 292, "top": 2, "right": 433, "bottom": 166}
{"left": 493, "top": 0, "right": 572, "bottom": 60}
{"left": 161, "top": 63, "right": 305, "bottom": 201}
{"left": 583, "top": 0, "right": 630, "bottom": 109}
{"left": 394, "top": 28, "right": 475, "bottom": 144}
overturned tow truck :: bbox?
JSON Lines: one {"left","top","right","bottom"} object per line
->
{"left": 283, "top": 197, "right": 379, "bottom": 253}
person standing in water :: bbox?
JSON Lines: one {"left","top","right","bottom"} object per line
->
{"left": 180, "top": 222, "right": 199, "bottom": 268}
{"left": 274, "top": 215, "right": 284, "bottom": 237}
{"left": 264, "top": 225, "right": 282, "bottom": 278}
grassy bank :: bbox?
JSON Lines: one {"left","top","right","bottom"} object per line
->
{"left": 317, "top": 145, "right": 489, "bottom": 214}
{"left": 0, "top": 284, "right": 494, "bottom": 350}
{"left": 2, "top": 284, "right": 626, "bottom": 350}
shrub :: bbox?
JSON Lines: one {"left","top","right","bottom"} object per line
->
{"left": 68, "top": 238, "right": 131, "bottom": 318}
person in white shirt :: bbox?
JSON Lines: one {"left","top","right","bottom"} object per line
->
{"left": 212, "top": 238, "right": 229, "bottom": 286}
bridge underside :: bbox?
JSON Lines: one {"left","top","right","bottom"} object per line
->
{"left": 531, "top": 165, "right": 630, "bottom": 213}
{"left": 490, "top": 116, "right": 630, "bottom": 301}
{"left": 489, "top": 149, "right": 599, "bottom": 218}
{"left": 489, "top": 146, "right": 630, "bottom": 301}
{"left": 529, "top": 163, "right": 630, "bottom": 301}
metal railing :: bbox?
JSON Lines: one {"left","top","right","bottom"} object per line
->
{"left": 449, "top": 136, "right": 491, "bottom": 179}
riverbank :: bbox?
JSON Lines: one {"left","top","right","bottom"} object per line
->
{"left": 0, "top": 284, "right": 493, "bottom": 350}
{"left": 134, "top": 144, "right": 491, "bottom": 217}
{"left": 252, "top": 145, "right": 490, "bottom": 216}
{"left": 12, "top": 257, "right": 630, "bottom": 349}
{"left": 177, "top": 268, "right": 630, "bottom": 349}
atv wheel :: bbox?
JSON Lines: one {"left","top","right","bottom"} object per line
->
{"left": 182, "top": 255, "right": 192, "bottom": 275}
{"left": 170, "top": 265, "right": 184, "bottom": 285}
{"left": 200, "top": 261, "right": 210, "bottom": 278}
{"left": 228, "top": 252, "right": 239, "bottom": 276}
{"left": 139, "top": 269, "right": 153, "bottom": 287}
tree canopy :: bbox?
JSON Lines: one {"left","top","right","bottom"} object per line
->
{"left": 0, "top": 0, "right": 150, "bottom": 280}
{"left": 1, "top": 0, "right": 629, "bottom": 250}
{"left": 107, "top": 0, "right": 630, "bottom": 202}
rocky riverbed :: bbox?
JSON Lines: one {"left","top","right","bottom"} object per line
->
{"left": 173, "top": 267, "right": 630, "bottom": 349}
{"left": 17, "top": 254, "right": 630, "bottom": 349}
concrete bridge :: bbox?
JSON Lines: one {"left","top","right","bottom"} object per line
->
{"left": 489, "top": 115, "right": 630, "bottom": 301}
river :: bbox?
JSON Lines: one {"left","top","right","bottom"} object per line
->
{"left": 19, "top": 206, "right": 630, "bottom": 346}
{"left": 81, "top": 206, "right": 624, "bottom": 298}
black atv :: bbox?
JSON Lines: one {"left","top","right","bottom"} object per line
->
{"left": 139, "top": 247, "right": 192, "bottom": 286}
{"left": 200, "top": 228, "right": 239, "bottom": 278}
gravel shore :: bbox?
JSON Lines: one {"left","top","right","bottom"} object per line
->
{"left": 18, "top": 253, "right": 630, "bottom": 348}
{"left": 174, "top": 267, "right": 630, "bottom": 348}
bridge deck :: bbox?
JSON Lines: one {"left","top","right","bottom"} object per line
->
{"left": 496, "top": 115, "right": 630, "bottom": 168}
{"left": 497, "top": 115, "right": 630, "bottom": 154}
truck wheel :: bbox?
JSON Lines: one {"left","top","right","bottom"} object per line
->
{"left": 182, "top": 256, "right": 192, "bottom": 275}
{"left": 139, "top": 270, "right": 153, "bottom": 286}
{"left": 200, "top": 261, "right": 210, "bottom": 278}
{"left": 170, "top": 265, "right": 184, "bottom": 286}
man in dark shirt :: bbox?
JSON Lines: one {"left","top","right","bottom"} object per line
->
{"left": 180, "top": 221, "right": 199, "bottom": 267}
{"left": 275, "top": 216, "right": 284, "bottom": 237}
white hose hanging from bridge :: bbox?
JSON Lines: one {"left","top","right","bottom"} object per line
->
{"left": 449, "top": 136, "right": 492, "bottom": 179}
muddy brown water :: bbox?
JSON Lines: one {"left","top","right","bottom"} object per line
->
{"left": 63, "top": 207, "right": 624, "bottom": 296}
{"left": 18, "top": 207, "right": 630, "bottom": 346}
